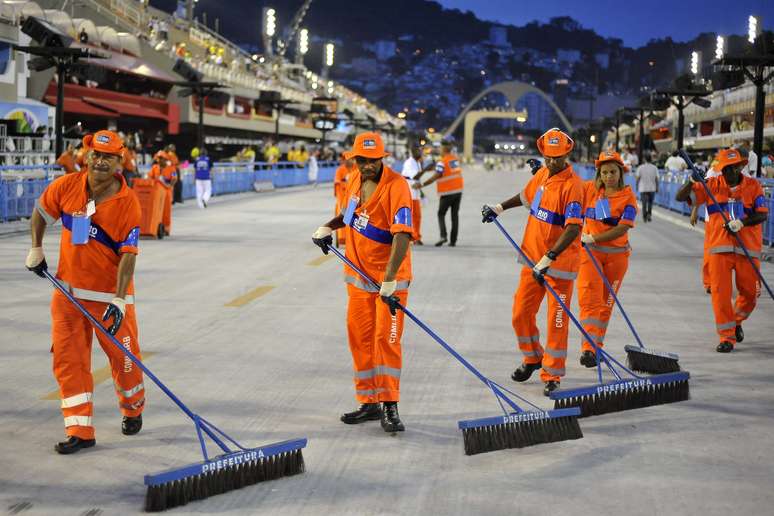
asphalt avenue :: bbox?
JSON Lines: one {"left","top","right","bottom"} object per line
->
{"left": 2, "top": 164, "right": 773, "bottom": 515}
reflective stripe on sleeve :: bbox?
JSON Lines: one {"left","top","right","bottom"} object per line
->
{"left": 64, "top": 415, "right": 93, "bottom": 427}
{"left": 61, "top": 392, "right": 92, "bottom": 409}
{"left": 35, "top": 199, "right": 58, "bottom": 225}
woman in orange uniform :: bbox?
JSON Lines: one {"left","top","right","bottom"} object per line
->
{"left": 576, "top": 151, "right": 638, "bottom": 366}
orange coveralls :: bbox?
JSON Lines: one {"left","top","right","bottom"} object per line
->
{"left": 36, "top": 172, "right": 145, "bottom": 440}
{"left": 576, "top": 182, "right": 638, "bottom": 353}
{"left": 341, "top": 166, "right": 413, "bottom": 403}
{"left": 690, "top": 176, "right": 767, "bottom": 345}
{"left": 149, "top": 158, "right": 176, "bottom": 233}
{"left": 513, "top": 165, "right": 584, "bottom": 382}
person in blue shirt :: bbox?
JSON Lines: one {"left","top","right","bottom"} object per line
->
{"left": 194, "top": 148, "right": 212, "bottom": 208}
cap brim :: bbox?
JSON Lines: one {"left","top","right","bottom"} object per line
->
{"left": 344, "top": 151, "right": 389, "bottom": 160}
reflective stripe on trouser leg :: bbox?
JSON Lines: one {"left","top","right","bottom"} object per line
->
{"left": 540, "top": 275, "right": 574, "bottom": 382}
{"left": 91, "top": 302, "right": 146, "bottom": 417}
{"left": 734, "top": 255, "right": 759, "bottom": 325}
{"left": 512, "top": 267, "right": 546, "bottom": 364}
{"left": 347, "top": 286, "right": 406, "bottom": 403}
{"left": 576, "top": 252, "right": 606, "bottom": 353}
{"left": 708, "top": 253, "right": 736, "bottom": 343}
{"left": 51, "top": 290, "right": 96, "bottom": 440}
{"left": 372, "top": 289, "right": 407, "bottom": 402}
{"left": 595, "top": 251, "right": 629, "bottom": 346}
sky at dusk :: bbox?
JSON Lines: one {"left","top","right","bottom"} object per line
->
{"left": 439, "top": 0, "right": 774, "bottom": 48}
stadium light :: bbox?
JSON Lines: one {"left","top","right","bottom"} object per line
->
{"left": 715, "top": 36, "right": 725, "bottom": 60}
{"left": 748, "top": 15, "right": 759, "bottom": 43}
{"left": 325, "top": 42, "right": 334, "bottom": 67}
{"left": 264, "top": 7, "right": 276, "bottom": 37}
{"left": 298, "top": 28, "right": 309, "bottom": 55}
{"left": 690, "top": 51, "right": 700, "bottom": 75}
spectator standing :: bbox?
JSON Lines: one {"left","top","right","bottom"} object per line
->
{"left": 264, "top": 140, "right": 280, "bottom": 164}
{"left": 194, "top": 148, "right": 212, "bottom": 208}
{"left": 635, "top": 154, "right": 659, "bottom": 222}
{"left": 401, "top": 146, "right": 428, "bottom": 244}
{"left": 308, "top": 149, "right": 319, "bottom": 185}
{"left": 664, "top": 150, "right": 687, "bottom": 172}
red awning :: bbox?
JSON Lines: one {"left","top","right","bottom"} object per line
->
{"left": 83, "top": 97, "right": 169, "bottom": 121}
{"left": 44, "top": 95, "right": 117, "bottom": 117}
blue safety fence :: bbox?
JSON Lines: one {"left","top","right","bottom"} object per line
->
{"left": 1, "top": 161, "right": 338, "bottom": 222}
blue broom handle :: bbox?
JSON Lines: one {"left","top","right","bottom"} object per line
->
{"left": 492, "top": 219, "right": 607, "bottom": 362}
{"left": 326, "top": 245, "right": 522, "bottom": 413}
{"left": 43, "top": 270, "right": 230, "bottom": 451}
{"left": 582, "top": 243, "right": 645, "bottom": 349}
{"left": 678, "top": 149, "right": 774, "bottom": 301}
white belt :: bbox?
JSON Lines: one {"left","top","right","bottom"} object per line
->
{"left": 59, "top": 281, "right": 135, "bottom": 304}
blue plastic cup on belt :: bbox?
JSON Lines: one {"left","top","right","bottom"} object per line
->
{"left": 71, "top": 212, "right": 91, "bottom": 245}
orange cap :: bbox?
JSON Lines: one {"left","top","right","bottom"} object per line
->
{"left": 712, "top": 148, "right": 748, "bottom": 172}
{"left": 82, "top": 130, "right": 124, "bottom": 156}
{"left": 594, "top": 150, "right": 628, "bottom": 171}
{"left": 536, "top": 128, "right": 574, "bottom": 158}
{"left": 343, "top": 132, "right": 389, "bottom": 160}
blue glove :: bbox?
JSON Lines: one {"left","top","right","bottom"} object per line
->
{"left": 102, "top": 298, "right": 126, "bottom": 336}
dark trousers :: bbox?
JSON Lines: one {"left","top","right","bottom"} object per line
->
{"left": 438, "top": 192, "right": 462, "bottom": 243}
{"left": 173, "top": 176, "right": 184, "bottom": 204}
{"left": 640, "top": 192, "right": 654, "bottom": 221}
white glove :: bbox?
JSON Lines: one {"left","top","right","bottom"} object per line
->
{"left": 109, "top": 297, "right": 127, "bottom": 315}
{"left": 726, "top": 219, "right": 744, "bottom": 233}
{"left": 532, "top": 254, "right": 553, "bottom": 273}
{"left": 312, "top": 226, "right": 333, "bottom": 239}
{"left": 581, "top": 233, "right": 596, "bottom": 244}
{"left": 379, "top": 280, "right": 397, "bottom": 298}
{"left": 25, "top": 247, "right": 44, "bottom": 268}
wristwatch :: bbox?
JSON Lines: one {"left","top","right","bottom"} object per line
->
{"left": 546, "top": 250, "right": 558, "bottom": 260}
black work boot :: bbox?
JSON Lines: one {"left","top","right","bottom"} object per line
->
{"left": 340, "top": 403, "right": 381, "bottom": 425}
{"left": 55, "top": 436, "right": 96, "bottom": 455}
{"left": 543, "top": 381, "right": 560, "bottom": 397}
{"left": 122, "top": 415, "right": 142, "bottom": 436}
{"left": 381, "top": 402, "right": 405, "bottom": 433}
{"left": 716, "top": 341, "right": 734, "bottom": 353}
{"left": 579, "top": 350, "right": 597, "bottom": 368}
{"left": 735, "top": 325, "right": 744, "bottom": 343}
{"left": 511, "top": 362, "right": 541, "bottom": 382}
{"left": 434, "top": 238, "right": 447, "bottom": 247}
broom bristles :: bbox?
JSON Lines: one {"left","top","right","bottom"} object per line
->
{"left": 624, "top": 345, "right": 681, "bottom": 374}
{"left": 144, "top": 439, "right": 306, "bottom": 512}
{"left": 458, "top": 408, "right": 583, "bottom": 455}
{"left": 551, "top": 372, "right": 690, "bottom": 418}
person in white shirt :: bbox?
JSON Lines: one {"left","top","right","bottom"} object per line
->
{"left": 401, "top": 146, "right": 429, "bottom": 245}
{"left": 635, "top": 153, "right": 659, "bottom": 222}
{"left": 664, "top": 151, "right": 687, "bottom": 171}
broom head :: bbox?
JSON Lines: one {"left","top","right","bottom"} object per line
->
{"left": 624, "top": 344, "right": 681, "bottom": 374}
{"left": 457, "top": 407, "right": 583, "bottom": 455}
{"left": 550, "top": 372, "right": 690, "bottom": 418}
{"left": 144, "top": 438, "right": 307, "bottom": 512}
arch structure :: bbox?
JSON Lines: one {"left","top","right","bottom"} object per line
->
{"left": 444, "top": 80, "right": 574, "bottom": 158}
{"left": 463, "top": 109, "right": 527, "bottom": 161}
